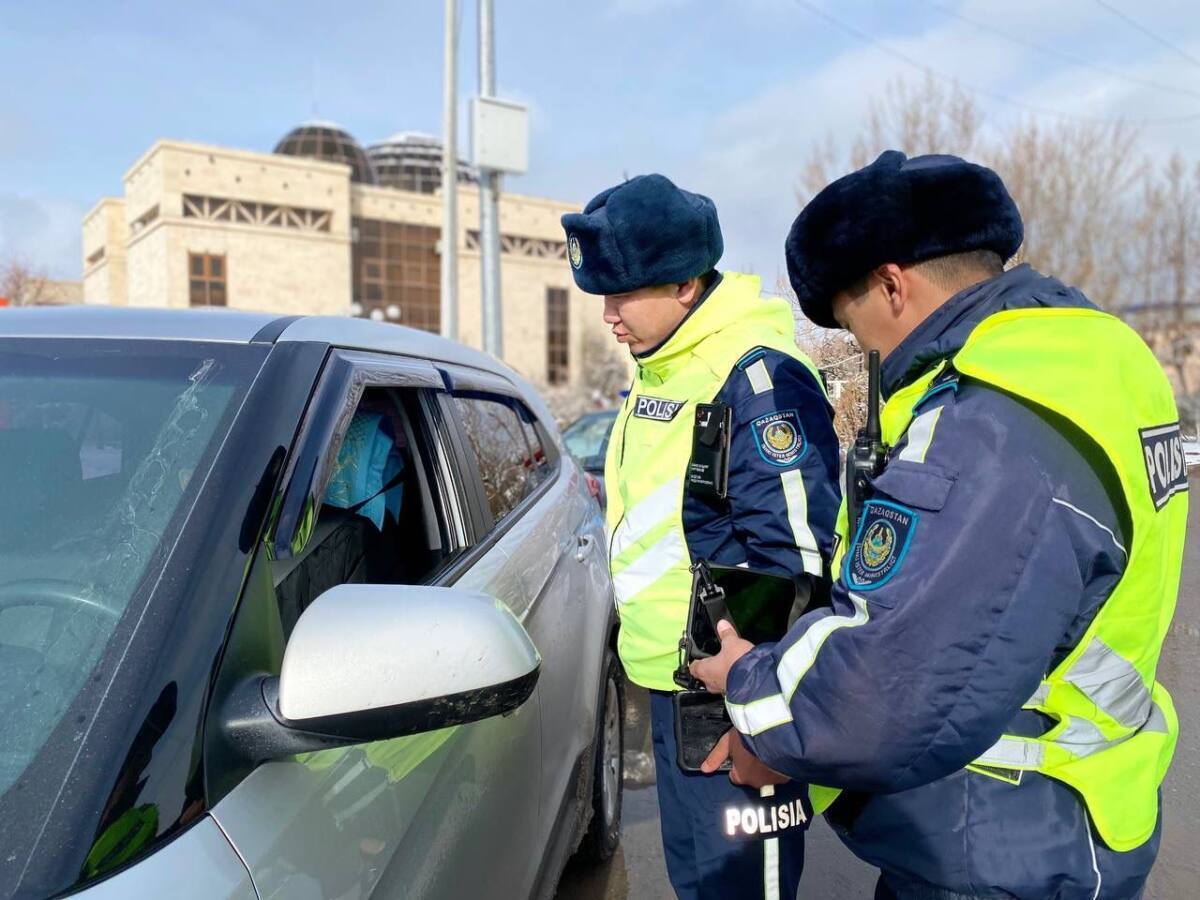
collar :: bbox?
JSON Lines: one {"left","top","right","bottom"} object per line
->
{"left": 634, "top": 271, "right": 724, "bottom": 362}
{"left": 879, "top": 264, "right": 1092, "bottom": 399}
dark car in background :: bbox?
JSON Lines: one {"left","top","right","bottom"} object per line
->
{"left": 562, "top": 410, "right": 617, "bottom": 510}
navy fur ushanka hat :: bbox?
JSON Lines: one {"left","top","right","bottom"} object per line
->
{"left": 786, "top": 150, "right": 1024, "bottom": 328}
{"left": 561, "top": 174, "right": 723, "bottom": 295}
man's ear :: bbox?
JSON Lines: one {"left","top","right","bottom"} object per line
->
{"left": 876, "top": 263, "right": 908, "bottom": 315}
{"left": 676, "top": 278, "right": 701, "bottom": 308}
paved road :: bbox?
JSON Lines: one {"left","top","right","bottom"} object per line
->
{"left": 557, "top": 491, "right": 1200, "bottom": 899}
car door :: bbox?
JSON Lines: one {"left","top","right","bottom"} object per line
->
{"left": 439, "top": 366, "right": 612, "bottom": 877}
{"left": 207, "top": 349, "right": 544, "bottom": 900}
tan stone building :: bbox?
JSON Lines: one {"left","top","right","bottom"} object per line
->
{"left": 82, "top": 124, "right": 624, "bottom": 389}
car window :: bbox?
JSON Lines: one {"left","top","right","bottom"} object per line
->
{"left": 517, "top": 408, "right": 554, "bottom": 492}
{"left": 271, "top": 386, "right": 462, "bottom": 638}
{"left": 0, "top": 342, "right": 258, "bottom": 800}
{"left": 452, "top": 395, "right": 543, "bottom": 524}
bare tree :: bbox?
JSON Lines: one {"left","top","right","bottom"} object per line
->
{"left": 0, "top": 260, "right": 50, "bottom": 307}
{"left": 800, "top": 75, "right": 982, "bottom": 200}
{"left": 793, "top": 76, "right": 1200, "bottom": 430}
{"left": 1127, "top": 154, "right": 1200, "bottom": 429}
{"left": 990, "top": 118, "right": 1143, "bottom": 312}
{"left": 799, "top": 321, "right": 868, "bottom": 446}
{"left": 798, "top": 76, "right": 1144, "bottom": 316}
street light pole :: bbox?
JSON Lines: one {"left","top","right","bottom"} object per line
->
{"left": 478, "top": 0, "right": 503, "bottom": 358}
{"left": 440, "top": 0, "right": 459, "bottom": 341}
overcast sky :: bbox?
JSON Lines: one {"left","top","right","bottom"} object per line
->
{"left": 1, "top": 0, "right": 1197, "bottom": 284}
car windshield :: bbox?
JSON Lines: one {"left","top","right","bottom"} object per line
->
{"left": 562, "top": 411, "right": 616, "bottom": 470}
{"left": 0, "top": 341, "right": 258, "bottom": 802}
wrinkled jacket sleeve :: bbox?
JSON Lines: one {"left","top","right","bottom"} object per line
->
{"left": 685, "top": 349, "right": 841, "bottom": 580}
{"left": 723, "top": 387, "right": 1125, "bottom": 793}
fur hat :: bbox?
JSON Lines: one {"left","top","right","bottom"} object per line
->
{"left": 786, "top": 150, "right": 1023, "bottom": 328}
{"left": 562, "top": 174, "right": 723, "bottom": 295}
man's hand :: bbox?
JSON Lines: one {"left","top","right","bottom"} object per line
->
{"left": 701, "top": 728, "right": 790, "bottom": 788}
{"left": 688, "top": 619, "right": 754, "bottom": 695}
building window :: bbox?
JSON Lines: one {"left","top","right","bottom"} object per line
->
{"left": 350, "top": 218, "right": 440, "bottom": 332}
{"left": 546, "top": 288, "right": 569, "bottom": 385}
{"left": 189, "top": 253, "right": 227, "bottom": 306}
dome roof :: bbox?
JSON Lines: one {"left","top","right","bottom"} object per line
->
{"left": 274, "top": 121, "right": 377, "bottom": 184}
{"left": 367, "top": 133, "right": 477, "bottom": 194}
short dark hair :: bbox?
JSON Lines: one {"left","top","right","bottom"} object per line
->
{"left": 912, "top": 249, "right": 1004, "bottom": 292}
{"left": 838, "top": 249, "right": 1004, "bottom": 302}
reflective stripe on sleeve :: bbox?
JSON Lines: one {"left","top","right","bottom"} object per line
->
{"left": 746, "top": 359, "right": 773, "bottom": 394}
{"left": 727, "top": 692, "right": 794, "bottom": 737}
{"left": 726, "top": 593, "right": 870, "bottom": 736}
{"left": 897, "top": 406, "right": 943, "bottom": 463}
{"left": 777, "top": 593, "right": 870, "bottom": 702}
{"left": 780, "top": 469, "right": 823, "bottom": 575}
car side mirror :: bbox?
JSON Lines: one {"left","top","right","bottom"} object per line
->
{"left": 224, "top": 585, "right": 540, "bottom": 761}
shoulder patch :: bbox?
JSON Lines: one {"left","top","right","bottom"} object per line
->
{"left": 752, "top": 409, "right": 807, "bottom": 467}
{"left": 844, "top": 500, "right": 918, "bottom": 591}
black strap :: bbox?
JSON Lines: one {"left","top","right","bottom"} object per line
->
{"left": 347, "top": 468, "right": 406, "bottom": 514}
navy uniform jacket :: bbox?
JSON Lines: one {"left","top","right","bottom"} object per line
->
{"left": 726, "top": 266, "right": 1161, "bottom": 899}
{"left": 680, "top": 343, "right": 842, "bottom": 583}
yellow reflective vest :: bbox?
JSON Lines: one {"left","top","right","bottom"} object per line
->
{"left": 817, "top": 307, "right": 1185, "bottom": 851}
{"left": 604, "top": 272, "right": 826, "bottom": 690}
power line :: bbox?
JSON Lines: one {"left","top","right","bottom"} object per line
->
{"left": 789, "top": 0, "right": 1200, "bottom": 126}
{"left": 1093, "top": 0, "right": 1200, "bottom": 71}
{"left": 924, "top": 0, "right": 1200, "bottom": 102}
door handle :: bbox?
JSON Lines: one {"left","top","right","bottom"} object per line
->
{"left": 575, "top": 533, "right": 596, "bottom": 562}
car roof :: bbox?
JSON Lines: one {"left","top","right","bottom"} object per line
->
{"left": 0, "top": 306, "right": 558, "bottom": 432}
{"left": 275, "top": 315, "right": 499, "bottom": 373}
{"left": 0, "top": 307, "right": 494, "bottom": 370}
{"left": 0, "top": 306, "right": 280, "bottom": 343}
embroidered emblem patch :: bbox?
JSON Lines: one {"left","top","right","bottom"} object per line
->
{"left": 568, "top": 234, "right": 583, "bottom": 269}
{"left": 845, "top": 500, "right": 918, "bottom": 590}
{"left": 752, "top": 410, "right": 807, "bottom": 467}
{"left": 633, "top": 395, "right": 685, "bottom": 421}
{"left": 1139, "top": 422, "right": 1189, "bottom": 509}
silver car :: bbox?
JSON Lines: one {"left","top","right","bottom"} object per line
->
{"left": 0, "top": 308, "right": 623, "bottom": 899}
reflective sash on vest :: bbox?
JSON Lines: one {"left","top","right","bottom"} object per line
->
{"left": 604, "top": 273, "right": 826, "bottom": 690}
{"left": 818, "top": 308, "right": 1184, "bottom": 849}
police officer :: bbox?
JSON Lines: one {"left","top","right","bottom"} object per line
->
{"left": 562, "top": 174, "right": 841, "bottom": 899}
{"left": 691, "top": 151, "right": 1187, "bottom": 899}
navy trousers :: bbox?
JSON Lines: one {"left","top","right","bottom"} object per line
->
{"left": 650, "top": 691, "right": 806, "bottom": 900}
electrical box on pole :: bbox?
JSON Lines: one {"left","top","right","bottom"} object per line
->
{"left": 470, "top": 97, "right": 529, "bottom": 175}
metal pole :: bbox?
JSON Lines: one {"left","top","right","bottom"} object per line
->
{"left": 478, "top": 0, "right": 503, "bottom": 357}
{"left": 440, "top": 0, "right": 459, "bottom": 340}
